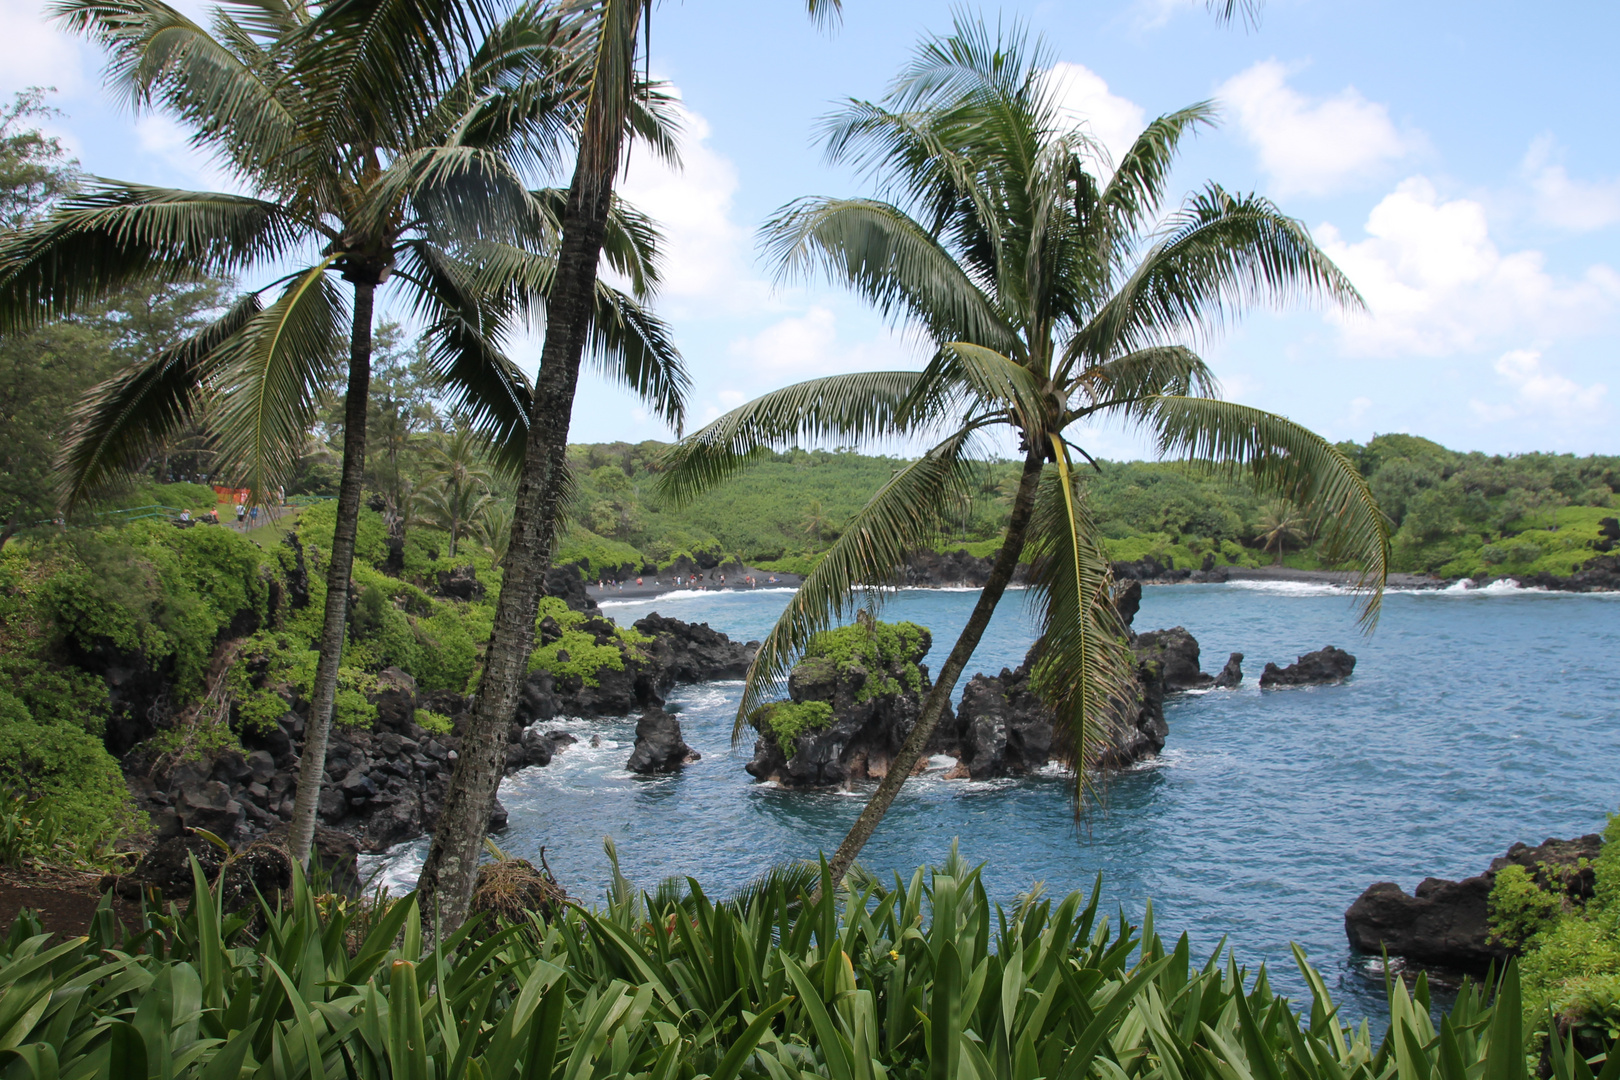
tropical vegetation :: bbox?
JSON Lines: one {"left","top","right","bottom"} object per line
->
{"left": 0, "top": 844, "right": 1603, "bottom": 1080}
{"left": 658, "top": 15, "right": 1388, "bottom": 886}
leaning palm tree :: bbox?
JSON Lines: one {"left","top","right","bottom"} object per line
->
{"left": 419, "top": 0, "right": 842, "bottom": 933}
{"left": 660, "top": 15, "right": 1390, "bottom": 888}
{"left": 0, "top": 0, "right": 685, "bottom": 865}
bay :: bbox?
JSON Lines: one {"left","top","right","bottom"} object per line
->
{"left": 365, "top": 581, "right": 1620, "bottom": 1023}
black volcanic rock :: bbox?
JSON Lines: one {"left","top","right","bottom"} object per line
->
{"left": 746, "top": 624, "right": 949, "bottom": 788}
{"left": 1259, "top": 646, "right": 1356, "bottom": 687}
{"left": 633, "top": 612, "right": 756, "bottom": 685}
{"left": 1132, "top": 627, "right": 1215, "bottom": 690}
{"left": 1344, "top": 833, "right": 1602, "bottom": 975}
{"left": 433, "top": 564, "right": 485, "bottom": 601}
{"left": 626, "top": 707, "right": 700, "bottom": 773}
{"left": 1212, "top": 652, "right": 1244, "bottom": 689}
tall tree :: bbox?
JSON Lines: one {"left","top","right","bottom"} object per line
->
{"left": 661, "top": 15, "right": 1389, "bottom": 888}
{"left": 0, "top": 0, "right": 683, "bottom": 865}
{"left": 417, "top": 0, "right": 841, "bottom": 931}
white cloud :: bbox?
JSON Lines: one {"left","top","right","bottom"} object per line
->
{"left": 1046, "top": 62, "right": 1146, "bottom": 177}
{"left": 616, "top": 98, "right": 767, "bottom": 314}
{"left": 1217, "top": 60, "right": 1419, "bottom": 196}
{"left": 726, "top": 306, "right": 915, "bottom": 381}
{"left": 0, "top": 0, "right": 87, "bottom": 95}
{"left": 1522, "top": 135, "right": 1620, "bottom": 232}
{"left": 1318, "top": 177, "right": 1620, "bottom": 356}
{"left": 1470, "top": 348, "right": 1607, "bottom": 423}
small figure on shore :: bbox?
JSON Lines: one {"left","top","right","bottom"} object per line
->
{"left": 636, "top": 576, "right": 643, "bottom": 586}
{"left": 179, "top": 509, "right": 190, "bottom": 524}
{"left": 249, "top": 505, "right": 258, "bottom": 527}
{"left": 235, "top": 502, "right": 245, "bottom": 525}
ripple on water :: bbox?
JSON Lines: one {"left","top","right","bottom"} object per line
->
{"left": 360, "top": 583, "right": 1620, "bottom": 1027}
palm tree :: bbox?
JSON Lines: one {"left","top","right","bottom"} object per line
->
{"left": 1256, "top": 503, "right": 1307, "bottom": 565}
{"left": 660, "top": 16, "right": 1390, "bottom": 889}
{"left": 418, "top": 0, "right": 842, "bottom": 932}
{"left": 419, "top": 427, "right": 496, "bottom": 557}
{"left": 473, "top": 498, "right": 514, "bottom": 563}
{"left": 0, "top": 0, "right": 684, "bottom": 865}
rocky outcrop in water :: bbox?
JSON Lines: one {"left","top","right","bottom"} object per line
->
{"left": 745, "top": 623, "right": 950, "bottom": 788}
{"left": 1344, "top": 833, "right": 1602, "bottom": 975}
{"left": 1112, "top": 556, "right": 1231, "bottom": 585}
{"left": 944, "top": 615, "right": 1227, "bottom": 779}
{"left": 1259, "top": 646, "right": 1356, "bottom": 687}
{"left": 515, "top": 613, "right": 758, "bottom": 727}
{"left": 1213, "top": 653, "right": 1244, "bottom": 688}
{"left": 631, "top": 613, "right": 756, "bottom": 683}
{"left": 626, "top": 708, "right": 700, "bottom": 773}
{"left": 902, "top": 549, "right": 1002, "bottom": 587}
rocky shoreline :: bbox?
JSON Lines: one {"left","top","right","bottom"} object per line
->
{"left": 120, "top": 605, "right": 759, "bottom": 858}
{"left": 1344, "top": 833, "right": 1603, "bottom": 976}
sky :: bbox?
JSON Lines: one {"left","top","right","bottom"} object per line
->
{"left": 4, "top": 0, "right": 1618, "bottom": 458}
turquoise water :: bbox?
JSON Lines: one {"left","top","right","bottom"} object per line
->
{"left": 368, "top": 581, "right": 1620, "bottom": 1023}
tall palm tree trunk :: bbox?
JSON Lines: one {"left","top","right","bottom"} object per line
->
{"left": 824, "top": 448, "right": 1047, "bottom": 889}
{"left": 416, "top": 163, "right": 618, "bottom": 931}
{"left": 287, "top": 280, "right": 373, "bottom": 866}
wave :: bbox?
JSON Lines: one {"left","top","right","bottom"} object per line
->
{"left": 598, "top": 586, "right": 799, "bottom": 608}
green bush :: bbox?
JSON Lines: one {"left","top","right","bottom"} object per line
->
{"left": 803, "top": 619, "right": 929, "bottom": 701}
{"left": 750, "top": 699, "right": 836, "bottom": 746}
{"left": 0, "top": 689, "right": 139, "bottom": 842}
{"left": 416, "top": 709, "right": 453, "bottom": 735}
{"left": 1500, "top": 811, "right": 1620, "bottom": 1054}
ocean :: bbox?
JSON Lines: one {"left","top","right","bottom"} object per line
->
{"left": 364, "top": 580, "right": 1620, "bottom": 1023}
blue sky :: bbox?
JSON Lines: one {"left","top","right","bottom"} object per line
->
{"left": 4, "top": 0, "right": 1618, "bottom": 457}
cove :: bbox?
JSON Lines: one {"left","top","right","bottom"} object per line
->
{"left": 364, "top": 581, "right": 1620, "bottom": 1024}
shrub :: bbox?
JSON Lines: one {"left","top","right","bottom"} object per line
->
{"left": 0, "top": 689, "right": 139, "bottom": 841}
{"left": 803, "top": 619, "right": 929, "bottom": 701}
{"left": 416, "top": 710, "right": 453, "bottom": 735}
{"left": 750, "top": 699, "right": 835, "bottom": 746}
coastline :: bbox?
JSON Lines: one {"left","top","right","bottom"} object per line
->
{"left": 585, "top": 566, "right": 805, "bottom": 603}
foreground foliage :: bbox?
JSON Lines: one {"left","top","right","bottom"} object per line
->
{"left": 1491, "top": 812, "right": 1620, "bottom": 1058}
{"left": 0, "top": 850, "right": 1610, "bottom": 1080}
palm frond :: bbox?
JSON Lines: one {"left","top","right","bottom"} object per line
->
{"left": 907, "top": 341, "right": 1048, "bottom": 435}
{"left": 209, "top": 261, "right": 347, "bottom": 501}
{"left": 59, "top": 292, "right": 261, "bottom": 508}
{"left": 588, "top": 280, "right": 687, "bottom": 432}
{"left": 731, "top": 425, "right": 981, "bottom": 737}
{"left": 760, "top": 196, "right": 1016, "bottom": 353}
{"left": 1075, "top": 184, "right": 1363, "bottom": 360}
{"left": 1068, "top": 345, "right": 1217, "bottom": 421}
{"left": 1020, "top": 448, "right": 1134, "bottom": 806}
{"left": 1144, "top": 395, "right": 1389, "bottom": 625}
{"left": 1099, "top": 103, "right": 1217, "bottom": 245}
{"left": 396, "top": 240, "right": 533, "bottom": 473}
{"left": 51, "top": 0, "right": 304, "bottom": 182}
{"left": 0, "top": 184, "right": 299, "bottom": 332}
{"left": 655, "top": 371, "right": 929, "bottom": 507}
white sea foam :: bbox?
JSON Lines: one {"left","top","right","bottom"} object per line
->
{"left": 1224, "top": 580, "right": 1354, "bottom": 598}
{"left": 597, "top": 586, "right": 798, "bottom": 608}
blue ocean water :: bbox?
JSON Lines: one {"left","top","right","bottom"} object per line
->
{"left": 367, "top": 581, "right": 1620, "bottom": 1024}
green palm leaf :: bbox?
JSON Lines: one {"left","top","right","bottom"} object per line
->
{"left": 587, "top": 279, "right": 687, "bottom": 432}
{"left": 209, "top": 261, "right": 347, "bottom": 502}
{"left": 761, "top": 197, "right": 1016, "bottom": 353}
{"left": 655, "top": 371, "right": 931, "bottom": 508}
{"left": 730, "top": 425, "right": 983, "bottom": 736}
{"left": 1144, "top": 395, "right": 1390, "bottom": 624}
{"left": 0, "top": 184, "right": 297, "bottom": 332}
{"left": 1020, "top": 450, "right": 1133, "bottom": 800}
{"left": 1099, "top": 103, "right": 1218, "bottom": 245}
{"left": 59, "top": 292, "right": 261, "bottom": 507}
{"left": 1076, "top": 184, "right": 1363, "bottom": 360}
